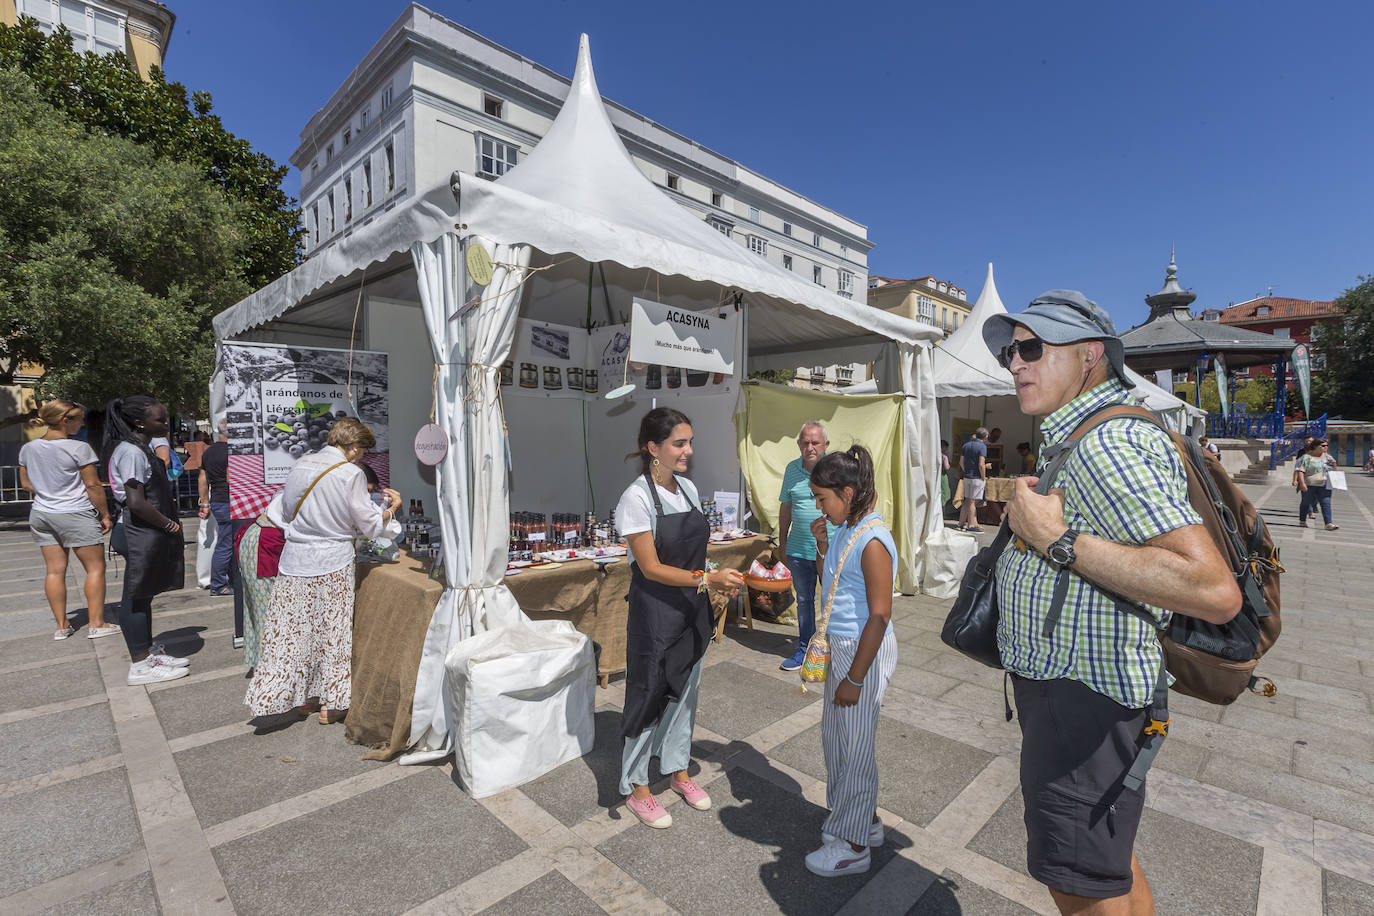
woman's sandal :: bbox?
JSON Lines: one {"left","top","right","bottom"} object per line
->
{"left": 318, "top": 709, "right": 347, "bottom": 725}
{"left": 296, "top": 702, "right": 320, "bottom": 718}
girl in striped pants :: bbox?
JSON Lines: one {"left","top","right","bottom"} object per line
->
{"left": 804, "top": 445, "right": 899, "bottom": 877}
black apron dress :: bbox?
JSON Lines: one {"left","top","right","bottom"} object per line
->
{"left": 620, "top": 472, "right": 713, "bottom": 738}
{"left": 120, "top": 449, "right": 186, "bottom": 599}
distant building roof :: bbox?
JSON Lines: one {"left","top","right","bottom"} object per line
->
{"left": 1217, "top": 296, "right": 1341, "bottom": 325}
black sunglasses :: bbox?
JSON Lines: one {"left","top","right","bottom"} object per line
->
{"left": 996, "top": 337, "right": 1046, "bottom": 369}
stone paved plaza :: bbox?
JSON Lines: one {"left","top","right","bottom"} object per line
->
{"left": 2, "top": 469, "right": 1373, "bottom": 914}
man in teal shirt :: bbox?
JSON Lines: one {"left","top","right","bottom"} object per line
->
{"left": 777, "top": 421, "right": 829, "bottom": 671}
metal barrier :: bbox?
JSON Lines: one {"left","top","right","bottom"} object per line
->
{"left": 1205, "top": 407, "right": 1282, "bottom": 439}
{"left": 1, "top": 466, "right": 34, "bottom": 504}
{"left": 1269, "top": 414, "right": 1327, "bottom": 469}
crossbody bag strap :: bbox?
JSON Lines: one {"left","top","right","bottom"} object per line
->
{"left": 815, "top": 519, "right": 884, "bottom": 639}
{"left": 290, "top": 461, "right": 350, "bottom": 521}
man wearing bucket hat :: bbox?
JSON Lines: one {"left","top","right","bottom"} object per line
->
{"left": 983, "top": 290, "right": 1240, "bottom": 914}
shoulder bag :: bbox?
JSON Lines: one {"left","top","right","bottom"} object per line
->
{"left": 800, "top": 518, "right": 883, "bottom": 688}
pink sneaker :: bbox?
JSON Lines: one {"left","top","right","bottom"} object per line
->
{"left": 671, "top": 777, "right": 711, "bottom": 810}
{"left": 626, "top": 793, "right": 673, "bottom": 828}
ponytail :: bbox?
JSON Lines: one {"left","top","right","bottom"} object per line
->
{"left": 811, "top": 444, "right": 877, "bottom": 526}
{"left": 101, "top": 396, "right": 161, "bottom": 471}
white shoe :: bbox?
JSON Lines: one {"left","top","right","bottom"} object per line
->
{"left": 804, "top": 837, "right": 871, "bottom": 877}
{"left": 823, "top": 817, "right": 884, "bottom": 847}
{"left": 127, "top": 656, "right": 190, "bottom": 686}
{"left": 87, "top": 624, "right": 122, "bottom": 639}
{"left": 150, "top": 642, "right": 191, "bottom": 668}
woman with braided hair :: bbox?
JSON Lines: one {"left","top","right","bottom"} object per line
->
{"left": 103, "top": 396, "right": 189, "bottom": 686}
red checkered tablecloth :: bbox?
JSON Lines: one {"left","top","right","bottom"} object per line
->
{"left": 229, "top": 453, "right": 393, "bottom": 520}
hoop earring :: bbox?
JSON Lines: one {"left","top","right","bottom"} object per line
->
{"left": 651, "top": 456, "right": 663, "bottom": 484}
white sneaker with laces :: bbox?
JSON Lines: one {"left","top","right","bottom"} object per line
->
{"left": 149, "top": 643, "right": 191, "bottom": 669}
{"left": 823, "top": 817, "right": 884, "bottom": 847}
{"left": 804, "top": 837, "right": 871, "bottom": 877}
{"left": 127, "top": 656, "right": 190, "bottom": 686}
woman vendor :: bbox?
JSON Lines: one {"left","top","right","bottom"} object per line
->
{"left": 614, "top": 407, "right": 744, "bottom": 829}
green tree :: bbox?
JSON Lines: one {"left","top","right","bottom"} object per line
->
{"left": 0, "top": 18, "right": 302, "bottom": 290}
{"left": 1311, "top": 275, "right": 1374, "bottom": 419}
{"left": 0, "top": 68, "right": 250, "bottom": 408}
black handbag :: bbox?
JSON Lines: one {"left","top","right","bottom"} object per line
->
{"left": 940, "top": 522, "right": 1012, "bottom": 668}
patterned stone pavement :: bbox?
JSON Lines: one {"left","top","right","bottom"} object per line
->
{"left": 2, "top": 466, "right": 1373, "bottom": 914}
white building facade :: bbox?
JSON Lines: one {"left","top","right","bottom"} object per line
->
{"left": 293, "top": 5, "right": 872, "bottom": 307}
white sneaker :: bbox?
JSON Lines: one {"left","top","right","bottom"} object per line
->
{"left": 823, "top": 817, "right": 884, "bottom": 847}
{"left": 804, "top": 837, "right": 871, "bottom": 877}
{"left": 87, "top": 624, "right": 122, "bottom": 639}
{"left": 127, "top": 656, "right": 190, "bottom": 686}
{"left": 149, "top": 642, "right": 191, "bottom": 668}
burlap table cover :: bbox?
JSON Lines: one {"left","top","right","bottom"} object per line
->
{"left": 346, "top": 535, "right": 773, "bottom": 760}
{"left": 951, "top": 476, "right": 1017, "bottom": 507}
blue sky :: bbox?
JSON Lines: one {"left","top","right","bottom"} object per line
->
{"left": 164, "top": 0, "right": 1371, "bottom": 329}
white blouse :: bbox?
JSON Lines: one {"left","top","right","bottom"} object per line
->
{"left": 266, "top": 445, "right": 400, "bottom": 577}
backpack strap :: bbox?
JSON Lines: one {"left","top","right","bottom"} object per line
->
{"left": 290, "top": 461, "right": 350, "bottom": 521}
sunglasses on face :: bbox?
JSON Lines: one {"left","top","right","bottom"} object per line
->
{"left": 996, "top": 337, "right": 1046, "bottom": 369}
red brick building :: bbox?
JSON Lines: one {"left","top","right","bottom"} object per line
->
{"left": 1202, "top": 296, "right": 1343, "bottom": 378}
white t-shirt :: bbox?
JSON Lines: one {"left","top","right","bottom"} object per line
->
{"left": 615, "top": 475, "right": 700, "bottom": 565}
{"left": 108, "top": 441, "right": 153, "bottom": 503}
{"left": 18, "top": 438, "right": 99, "bottom": 514}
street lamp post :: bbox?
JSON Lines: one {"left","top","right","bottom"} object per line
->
{"left": 1195, "top": 353, "right": 1210, "bottom": 412}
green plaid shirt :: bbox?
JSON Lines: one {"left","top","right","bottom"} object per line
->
{"left": 994, "top": 379, "right": 1202, "bottom": 708}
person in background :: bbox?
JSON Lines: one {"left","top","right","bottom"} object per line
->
{"left": 959, "top": 428, "right": 989, "bottom": 533}
{"left": 1199, "top": 436, "right": 1220, "bottom": 456}
{"left": 183, "top": 430, "right": 210, "bottom": 473}
{"left": 1296, "top": 437, "right": 1339, "bottom": 530}
{"left": 939, "top": 439, "right": 952, "bottom": 508}
{"left": 1017, "top": 441, "right": 1036, "bottom": 475}
{"left": 245, "top": 419, "right": 401, "bottom": 724}
{"left": 19, "top": 399, "right": 117, "bottom": 640}
{"left": 197, "top": 423, "right": 233, "bottom": 597}
{"left": 103, "top": 397, "right": 189, "bottom": 685}
{"left": 615, "top": 407, "right": 744, "bottom": 828}
{"left": 778, "top": 420, "right": 829, "bottom": 673}
{"left": 803, "top": 445, "right": 898, "bottom": 877}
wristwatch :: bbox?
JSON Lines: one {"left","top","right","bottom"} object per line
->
{"left": 1046, "top": 529, "right": 1079, "bottom": 569}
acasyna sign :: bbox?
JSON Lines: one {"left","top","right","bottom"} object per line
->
{"left": 627, "top": 297, "right": 735, "bottom": 376}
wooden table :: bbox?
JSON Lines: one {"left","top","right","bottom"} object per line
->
{"left": 951, "top": 476, "right": 1017, "bottom": 507}
{"left": 346, "top": 535, "right": 773, "bottom": 760}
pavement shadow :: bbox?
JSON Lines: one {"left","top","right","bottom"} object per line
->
{"left": 152, "top": 624, "right": 206, "bottom": 656}
{"left": 727, "top": 627, "right": 797, "bottom": 660}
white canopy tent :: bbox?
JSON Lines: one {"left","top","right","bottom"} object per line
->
{"left": 213, "top": 36, "right": 952, "bottom": 763}
{"left": 932, "top": 264, "right": 1206, "bottom": 452}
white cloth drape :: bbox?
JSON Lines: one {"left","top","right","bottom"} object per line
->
{"left": 404, "top": 232, "right": 531, "bottom": 762}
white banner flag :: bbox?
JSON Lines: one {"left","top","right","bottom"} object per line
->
{"left": 1155, "top": 369, "right": 1173, "bottom": 392}
{"left": 628, "top": 297, "right": 735, "bottom": 376}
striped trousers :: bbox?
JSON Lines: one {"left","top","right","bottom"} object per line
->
{"left": 821, "top": 629, "right": 898, "bottom": 846}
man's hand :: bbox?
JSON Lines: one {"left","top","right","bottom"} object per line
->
{"left": 1005, "top": 476, "right": 1069, "bottom": 556}
{"left": 810, "top": 517, "right": 829, "bottom": 555}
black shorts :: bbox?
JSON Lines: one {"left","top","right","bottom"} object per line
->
{"left": 1011, "top": 675, "right": 1147, "bottom": 898}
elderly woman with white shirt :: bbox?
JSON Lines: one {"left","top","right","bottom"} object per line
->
{"left": 245, "top": 418, "right": 401, "bottom": 724}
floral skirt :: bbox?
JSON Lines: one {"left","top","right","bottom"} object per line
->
{"left": 244, "top": 565, "right": 354, "bottom": 716}
{"left": 236, "top": 522, "right": 274, "bottom": 669}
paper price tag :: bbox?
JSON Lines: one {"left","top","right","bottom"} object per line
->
{"left": 528, "top": 532, "right": 546, "bottom": 542}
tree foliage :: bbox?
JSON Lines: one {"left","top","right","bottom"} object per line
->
{"left": 0, "top": 68, "right": 251, "bottom": 408}
{"left": 1172, "top": 373, "right": 1276, "bottom": 416}
{"left": 0, "top": 18, "right": 303, "bottom": 290}
{"left": 1311, "top": 275, "right": 1374, "bottom": 420}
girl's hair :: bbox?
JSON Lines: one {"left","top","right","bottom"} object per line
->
{"left": 629, "top": 407, "right": 692, "bottom": 474}
{"left": 101, "top": 396, "right": 162, "bottom": 469}
{"left": 32, "top": 398, "right": 79, "bottom": 429}
{"left": 327, "top": 417, "right": 377, "bottom": 451}
{"left": 811, "top": 444, "right": 877, "bottom": 526}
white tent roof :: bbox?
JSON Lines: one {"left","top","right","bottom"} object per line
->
{"left": 214, "top": 35, "right": 938, "bottom": 358}
{"left": 932, "top": 263, "right": 1204, "bottom": 421}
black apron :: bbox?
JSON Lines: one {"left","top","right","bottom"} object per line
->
{"left": 620, "top": 472, "right": 712, "bottom": 738}
{"left": 118, "top": 448, "right": 186, "bottom": 599}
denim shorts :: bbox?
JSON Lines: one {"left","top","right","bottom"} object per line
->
{"left": 1011, "top": 675, "right": 1147, "bottom": 898}
{"left": 30, "top": 507, "right": 103, "bottom": 548}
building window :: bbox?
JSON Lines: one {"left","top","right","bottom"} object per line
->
{"left": 748, "top": 206, "right": 760, "bottom": 222}
{"left": 917, "top": 295, "right": 935, "bottom": 322}
{"left": 311, "top": 204, "right": 319, "bottom": 244}
{"left": 363, "top": 162, "right": 372, "bottom": 206}
{"left": 21, "top": 1, "right": 124, "bottom": 56}
{"left": 811, "top": 367, "right": 826, "bottom": 386}
{"left": 325, "top": 142, "right": 335, "bottom": 163}
{"left": 838, "top": 270, "right": 854, "bottom": 296}
{"left": 783, "top": 221, "right": 792, "bottom": 237}
{"left": 813, "top": 265, "right": 824, "bottom": 286}
{"left": 1256, "top": 306, "right": 1269, "bottom": 317}
{"left": 327, "top": 191, "right": 336, "bottom": 234}
{"left": 941, "top": 307, "right": 949, "bottom": 329}
{"left": 711, "top": 191, "right": 723, "bottom": 207}
{"left": 483, "top": 94, "right": 504, "bottom": 118}
{"left": 812, "top": 232, "right": 821, "bottom": 248}
{"left": 836, "top": 366, "right": 854, "bottom": 385}
{"left": 477, "top": 134, "right": 518, "bottom": 178}
{"left": 311, "top": 161, "right": 318, "bottom": 178}
{"left": 1273, "top": 327, "right": 1290, "bottom": 338}
{"left": 344, "top": 177, "right": 353, "bottom": 221}
{"left": 343, "top": 128, "right": 351, "bottom": 148}
{"left": 1311, "top": 352, "right": 1326, "bottom": 371}
{"left": 385, "top": 141, "right": 395, "bottom": 191}
{"left": 360, "top": 106, "right": 369, "bottom": 130}
{"left": 782, "top": 254, "right": 793, "bottom": 271}
{"left": 840, "top": 245, "right": 848, "bottom": 257}
{"left": 705, "top": 216, "right": 732, "bottom": 237}
{"left": 666, "top": 173, "right": 679, "bottom": 191}
{"left": 748, "top": 235, "right": 768, "bottom": 257}
{"left": 380, "top": 84, "right": 393, "bottom": 111}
